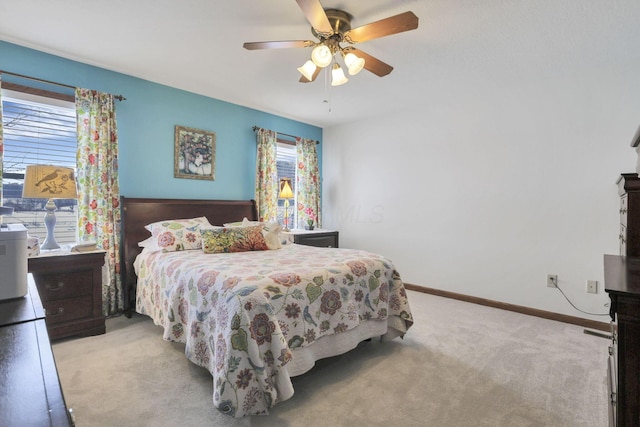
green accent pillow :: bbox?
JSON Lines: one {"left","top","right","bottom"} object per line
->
{"left": 201, "top": 226, "right": 269, "bottom": 254}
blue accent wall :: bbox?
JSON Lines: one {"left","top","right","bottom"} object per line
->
{"left": 0, "top": 41, "right": 322, "bottom": 200}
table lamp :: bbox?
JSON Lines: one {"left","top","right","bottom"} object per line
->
{"left": 22, "top": 165, "right": 78, "bottom": 250}
{"left": 279, "top": 177, "right": 294, "bottom": 232}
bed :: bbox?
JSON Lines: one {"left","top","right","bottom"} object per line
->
{"left": 120, "top": 197, "right": 414, "bottom": 417}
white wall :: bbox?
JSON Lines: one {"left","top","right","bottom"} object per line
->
{"left": 322, "top": 4, "right": 640, "bottom": 321}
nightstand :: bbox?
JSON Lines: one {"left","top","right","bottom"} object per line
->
{"left": 28, "top": 250, "right": 106, "bottom": 340}
{"left": 283, "top": 229, "right": 339, "bottom": 248}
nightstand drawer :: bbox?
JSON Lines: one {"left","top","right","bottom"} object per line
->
{"left": 293, "top": 231, "right": 339, "bottom": 248}
{"left": 42, "top": 295, "right": 93, "bottom": 324}
{"left": 296, "top": 235, "right": 336, "bottom": 248}
{"left": 31, "top": 270, "right": 94, "bottom": 301}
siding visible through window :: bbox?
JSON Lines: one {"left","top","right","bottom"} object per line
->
{"left": 1, "top": 89, "right": 77, "bottom": 244}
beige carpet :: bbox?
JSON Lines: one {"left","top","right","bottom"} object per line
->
{"left": 52, "top": 290, "right": 609, "bottom": 426}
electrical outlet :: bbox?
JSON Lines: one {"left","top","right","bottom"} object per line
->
{"left": 547, "top": 274, "right": 558, "bottom": 288}
{"left": 587, "top": 280, "right": 598, "bottom": 294}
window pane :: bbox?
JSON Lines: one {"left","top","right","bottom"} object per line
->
{"left": 1, "top": 91, "right": 77, "bottom": 245}
{"left": 276, "top": 143, "right": 296, "bottom": 228}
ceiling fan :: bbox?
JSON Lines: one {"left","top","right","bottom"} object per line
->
{"left": 243, "top": 0, "right": 419, "bottom": 86}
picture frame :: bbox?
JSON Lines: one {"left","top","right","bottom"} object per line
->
{"left": 174, "top": 125, "right": 216, "bottom": 180}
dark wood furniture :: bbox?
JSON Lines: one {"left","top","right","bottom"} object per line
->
{"left": 617, "top": 173, "right": 640, "bottom": 257}
{"left": 288, "top": 230, "right": 339, "bottom": 248}
{"left": 28, "top": 250, "right": 105, "bottom": 340}
{"left": 120, "top": 197, "right": 259, "bottom": 315}
{"left": 0, "top": 275, "right": 73, "bottom": 426}
{"left": 604, "top": 254, "right": 640, "bottom": 427}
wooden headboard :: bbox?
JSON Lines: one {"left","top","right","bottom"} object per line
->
{"left": 120, "top": 196, "right": 258, "bottom": 315}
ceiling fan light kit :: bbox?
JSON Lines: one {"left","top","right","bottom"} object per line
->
{"left": 330, "top": 63, "right": 348, "bottom": 86}
{"left": 311, "top": 44, "right": 333, "bottom": 67}
{"left": 297, "top": 60, "right": 317, "bottom": 81}
{"left": 343, "top": 52, "right": 365, "bottom": 76}
{"left": 243, "top": 0, "right": 419, "bottom": 85}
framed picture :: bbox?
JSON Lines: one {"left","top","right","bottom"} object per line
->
{"left": 174, "top": 125, "right": 216, "bottom": 180}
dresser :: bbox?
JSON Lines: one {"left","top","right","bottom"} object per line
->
{"left": 0, "top": 275, "right": 73, "bottom": 426}
{"left": 283, "top": 229, "right": 339, "bottom": 248}
{"left": 28, "top": 250, "right": 106, "bottom": 340}
{"left": 604, "top": 254, "right": 640, "bottom": 427}
{"left": 617, "top": 173, "right": 640, "bottom": 257}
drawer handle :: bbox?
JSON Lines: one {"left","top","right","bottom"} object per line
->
{"left": 46, "top": 307, "right": 64, "bottom": 317}
{"left": 47, "top": 281, "right": 65, "bottom": 291}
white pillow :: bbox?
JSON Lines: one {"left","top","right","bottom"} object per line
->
{"left": 260, "top": 220, "right": 282, "bottom": 250}
{"left": 140, "top": 216, "right": 213, "bottom": 252}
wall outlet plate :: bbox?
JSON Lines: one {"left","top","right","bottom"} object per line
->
{"left": 547, "top": 274, "right": 558, "bottom": 288}
{"left": 587, "top": 280, "right": 598, "bottom": 294}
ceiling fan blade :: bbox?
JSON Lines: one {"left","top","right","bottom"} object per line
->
{"left": 343, "top": 11, "right": 419, "bottom": 44}
{"left": 299, "top": 66, "right": 322, "bottom": 83}
{"left": 346, "top": 48, "right": 393, "bottom": 77}
{"left": 295, "top": 0, "right": 333, "bottom": 35}
{"left": 243, "top": 40, "right": 315, "bottom": 50}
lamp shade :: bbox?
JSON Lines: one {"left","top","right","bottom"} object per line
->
{"left": 297, "top": 60, "right": 317, "bottom": 81}
{"left": 331, "top": 64, "right": 349, "bottom": 86}
{"left": 279, "top": 178, "right": 294, "bottom": 199}
{"left": 22, "top": 165, "right": 78, "bottom": 199}
{"left": 311, "top": 44, "right": 333, "bottom": 68}
{"left": 344, "top": 52, "right": 365, "bottom": 76}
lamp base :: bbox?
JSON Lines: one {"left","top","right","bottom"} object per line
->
{"left": 41, "top": 198, "right": 60, "bottom": 250}
{"left": 283, "top": 202, "right": 291, "bottom": 233}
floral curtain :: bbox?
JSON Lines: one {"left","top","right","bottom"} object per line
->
{"left": 296, "top": 137, "right": 321, "bottom": 228}
{"left": 255, "top": 128, "right": 278, "bottom": 222}
{"left": 76, "top": 88, "right": 122, "bottom": 315}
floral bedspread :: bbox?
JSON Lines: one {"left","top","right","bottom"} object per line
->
{"left": 134, "top": 243, "right": 413, "bottom": 417}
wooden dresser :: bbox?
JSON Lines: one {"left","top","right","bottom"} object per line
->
{"left": 28, "top": 250, "right": 106, "bottom": 340}
{"left": 604, "top": 254, "right": 640, "bottom": 427}
{"left": 617, "top": 173, "right": 640, "bottom": 257}
{"left": 0, "top": 275, "right": 73, "bottom": 426}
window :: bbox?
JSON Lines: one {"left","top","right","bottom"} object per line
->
{"left": 276, "top": 142, "right": 296, "bottom": 227}
{"left": 1, "top": 89, "right": 77, "bottom": 244}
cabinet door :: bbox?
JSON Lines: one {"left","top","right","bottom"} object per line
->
{"left": 620, "top": 195, "right": 628, "bottom": 255}
{"left": 608, "top": 321, "right": 617, "bottom": 427}
{"left": 616, "top": 298, "right": 640, "bottom": 426}
{"left": 608, "top": 354, "right": 616, "bottom": 427}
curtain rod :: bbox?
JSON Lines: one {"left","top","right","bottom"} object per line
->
{"left": 0, "top": 69, "right": 126, "bottom": 101}
{"left": 252, "top": 126, "right": 319, "bottom": 144}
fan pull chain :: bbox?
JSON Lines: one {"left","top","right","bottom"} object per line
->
{"left": 323, "top": 67, "right": 331, "bottom": 113}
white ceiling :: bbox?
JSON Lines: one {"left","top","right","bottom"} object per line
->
{"left": 1, "top": 0, "right": 638, "bottom": 128}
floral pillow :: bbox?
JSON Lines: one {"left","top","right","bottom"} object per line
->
{"left": 140, "top": 217, "right": 212, "bottom": 252}
{"left": 223, "top": 217, "right": 282, "bottom": 250}
{"left": 201, "top": 226, "right": 269, "bottom": 254}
